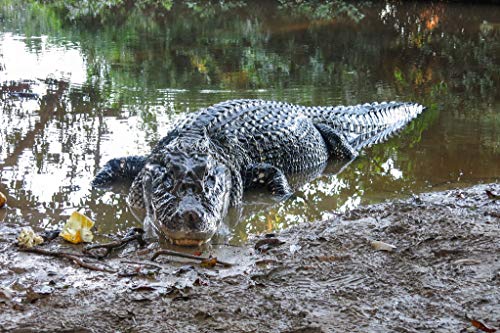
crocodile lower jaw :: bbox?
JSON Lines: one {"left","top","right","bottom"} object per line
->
{"left": 171, "top": 238, "right": 206, "bottom": 246}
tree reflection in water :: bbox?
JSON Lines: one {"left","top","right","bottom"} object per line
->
{"left": 0, "top": 1, "right": 498, "bottom": 242}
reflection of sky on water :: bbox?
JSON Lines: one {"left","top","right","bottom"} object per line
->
{"left": 1, "top": 1, "right": 499, "bottom": 243}
{"left": 381, "top": 158, "right": 403, "bottom": 180}
{"left": 0, "top": 33, "right": 187, "bottom": 215}
{"left": 0, "top": 33, "right": 87, "bottom": 85}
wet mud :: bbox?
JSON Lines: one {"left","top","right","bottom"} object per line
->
{"left": 0, "top": 183, "right": 498, "bottom": 332}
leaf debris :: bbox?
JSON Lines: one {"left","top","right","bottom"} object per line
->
{"left": 17, "top": 227, "right": 44, "bottom": 248}
{"left": 0, "top": 191, "right": 7, "bottom": 208}
{"left": 470, "top": 319, "right": 497, "bottom": 333}
{"left": 485, "top": 190, "right": 500, "bottom": 200}
{"left": 370, "top": 240, "right": 397, "bottom": 252}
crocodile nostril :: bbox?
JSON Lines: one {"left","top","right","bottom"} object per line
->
{"left": 181, "top": 210, "right": 201, "bottom": 229}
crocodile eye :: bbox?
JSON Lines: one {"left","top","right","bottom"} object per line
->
{"left": 193, "top": 163, "right": 207, "bottom": 179}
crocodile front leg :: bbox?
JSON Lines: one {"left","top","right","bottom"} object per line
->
{"left": 244, "top": 163, "right": 293, "bottom": 199}
{"left": 127, "top": 169, "right": 146, "bottom": 209}
{"left": 92, "top": 155, "right": 147, "bottom": 187}
{"left": 315, "top": 124, "right": 358, "bottom": 160}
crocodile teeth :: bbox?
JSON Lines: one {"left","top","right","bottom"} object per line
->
{"left": 171, "top": 238, "right": 206, "bottom": 246}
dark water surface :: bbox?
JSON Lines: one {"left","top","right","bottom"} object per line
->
{"left": 0, "top": 1, "right": 499, "bottom": 243}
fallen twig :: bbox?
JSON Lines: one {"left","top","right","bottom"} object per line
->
{"left": 135, "top": 246, "right": 159, "bottom": 256}
{"left": 120, "top": 259, "right": 165, "bottom": 270}
{"left": 19, "top": 247, "right": 116, "bottom": 273}
{"left": 151, "top": 249, "right": 234, "bottom": 268}
{"left": 254, "top": 238, "right": 285, "bottom": 253}
{"left": 84, "top": 228, "right": 147, "bottom": 259}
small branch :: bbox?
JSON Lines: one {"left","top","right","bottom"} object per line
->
{"left": 19, "top": 247, "right": 117, "bottom": 273}
{"left": 120, "top": 259, "right": 165, "bottom": 270}
{"left": 135, "top": 246, "right": 159, "bottom": 256}
{"left": 84, "top": 228, "right": 147, "bottom": 259}
{"left": 151, "top": 249, "right": 234, "bottom": 268}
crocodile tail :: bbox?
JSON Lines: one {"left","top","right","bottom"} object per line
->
{"left": 307, "top": 102, "right": 425, "bottom": 151}
{"left": 348, "top": 102, "right": 425, "bottom": 151}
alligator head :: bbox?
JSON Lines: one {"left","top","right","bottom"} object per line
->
{"left": 141, "top": 136, "right": 232, "bottom": 246}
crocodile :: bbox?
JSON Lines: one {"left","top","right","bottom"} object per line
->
{"left": 92, "top": 99, "right": 424, "bottom": 246}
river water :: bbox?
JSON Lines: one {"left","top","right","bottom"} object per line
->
{"left": 0, "top": 1, "right": 498, "bottom": 243}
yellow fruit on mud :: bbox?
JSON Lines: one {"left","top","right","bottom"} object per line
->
{"left": 60, "top": 211, "right": 95, "bottom": 244}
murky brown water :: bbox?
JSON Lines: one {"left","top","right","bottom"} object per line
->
{"left": 0, "top": 1, "right": 499, "bottom": 243}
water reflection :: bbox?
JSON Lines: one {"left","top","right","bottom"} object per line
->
{"left": 0, "top": 1, "right": 498, "bottom": 243}
{"left": 0, "top": 33, "right": 87, "bottom": 85}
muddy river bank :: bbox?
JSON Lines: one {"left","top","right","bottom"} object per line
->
{"left": 0, "top": 183, "right": 498, "bottom": 332}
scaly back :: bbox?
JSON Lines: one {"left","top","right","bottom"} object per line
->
{"left": 175, "top": 99, "right": 424, "bottom": 157}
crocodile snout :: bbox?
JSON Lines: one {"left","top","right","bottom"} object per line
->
{"left": 174, "top": 208, "right": 204, "bottom": 231}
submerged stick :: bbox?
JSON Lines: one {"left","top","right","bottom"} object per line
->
{"left": 19, "top": 247, "right": 117, "bottom": 273}
{"left": 151, "top": 249, "right": 234, "bottom": 268}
